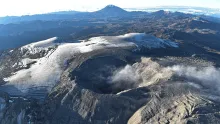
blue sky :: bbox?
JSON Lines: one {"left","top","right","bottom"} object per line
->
{"left": 0, "top": 0, "right": 220, "bottom": 16}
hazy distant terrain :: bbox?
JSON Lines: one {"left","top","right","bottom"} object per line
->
{"left": 0, "top": 5, "right": 220, "bottom": 124}
{"left": 127, "top": 6, "right": 220, "bottom": 17}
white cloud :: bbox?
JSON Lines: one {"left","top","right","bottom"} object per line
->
{"left": 170, "top": 65, "right": 220, "bottom": 91}
{"left": 109, "top": 58, "right": 173, "bottom": 89}
{"left": 110, "top": 65, "right": 140, "bottom": 84}
{"left": 109, "top": 58, "right": 220, "bottom": 94}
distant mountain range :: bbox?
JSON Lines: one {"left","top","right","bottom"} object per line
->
{"left": 0, "top": 5, "right": 148, "bottom": 24}
{"left": 126, "top": 6, "right": 220, "bottom": 18}
{"left": 0, "top": 5, "right": 220, "bottom": 24}
{"left": 0, "top": 5, "right": 220, "bottom": 51}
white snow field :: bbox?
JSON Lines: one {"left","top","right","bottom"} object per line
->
{"left": 2, "top": 33, "right": 178, "bottom": 97}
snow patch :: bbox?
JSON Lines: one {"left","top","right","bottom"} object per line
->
{"left": 117, "top": 33, "right": 178, "bottom": 48}
{"left": 25, "top": 37, "right": 57, "bottom": 48}
{"left": 21, "top": 37, "right": 58, "bottom": 54}
{"left": 21, "top": 58, "right": 37, "bottom": 67}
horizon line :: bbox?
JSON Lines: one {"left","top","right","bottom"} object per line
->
{"left": 0, "top": 5, "right": 219, "bottom": 17}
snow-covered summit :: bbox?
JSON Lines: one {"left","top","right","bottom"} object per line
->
{"left": 21, "top": 37, "right": 58, "bottom": 55}
{"left": 2, "top": 33, "right": 178, "bottom": 98}
{"left": 25, "top": 37, "right": 58, "bottom": 48}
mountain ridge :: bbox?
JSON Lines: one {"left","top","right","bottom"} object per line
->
{"left": 1, "top": 5, "right": 220, "bottom": 24}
